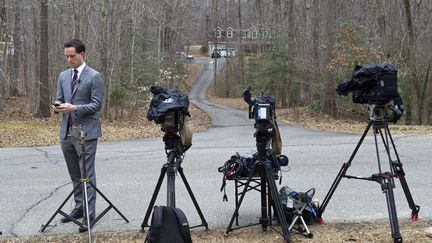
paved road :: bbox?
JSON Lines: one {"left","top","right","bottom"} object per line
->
{"left": 0, "top": 58, "right": 431, "bottom": 238}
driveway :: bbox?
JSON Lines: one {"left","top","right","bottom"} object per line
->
{"left": 0, "top": 58, "right": 431, "bottom": 237}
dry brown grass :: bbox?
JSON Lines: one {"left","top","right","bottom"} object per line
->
{"left": 1, "top": 220, "right": 431, "bottom": 242}
{"left": 0, "top": 63, "right": 210, "bottom": 148}
{"left": 207, "top": 94, "right": 432, "bottom": 136}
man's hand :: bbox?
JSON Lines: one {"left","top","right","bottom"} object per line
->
{"left": 52, "top": 103, "right": 76, "bottom": 113}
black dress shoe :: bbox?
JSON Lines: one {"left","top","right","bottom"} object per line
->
{"left": 79, "top": 217, "right": 95, "bottom": 233}
{"left": 61, "top": 209, "right": 83, "bottom": 223}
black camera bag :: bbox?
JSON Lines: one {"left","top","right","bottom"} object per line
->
{"left": 367, "top": 64, "right": 398, "bottom": 103}
{"left": 145, "top": 206, "right": 192, "bottom": 243}
{"left": 350, "top": 64, "right": 399, "bottom": 104}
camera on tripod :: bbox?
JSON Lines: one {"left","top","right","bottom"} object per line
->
{"left": 147, "top": 86, "right": 192, "bottom": 151}
{"left": 221, "top": 89, "right": 292, "bottom": 242}
{"left": 244, "top": 87, "right": 275, "bottom": 126}
{"left": 242, "top": 87, "right": 287, "bottom": 163}
{"left": 336, "top": 64, "right": 404, "bottom": 122}
{"left": 142, "top": 86, "right": 209, "bottom": 231}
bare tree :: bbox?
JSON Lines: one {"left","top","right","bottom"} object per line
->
{"left": 0, "top": 0, "right": 431, "bottom": 123}
{"left": 323, "top": 0, "right": 336, "bottom": 116}
{"left": 35, "top": 0, "right": 50, "bottom": 118}
{"left": 311, "top": 0, "right": 321, "bottom": 101}
{"left": 0, "top": 0, "right": 6, "bottom": 112}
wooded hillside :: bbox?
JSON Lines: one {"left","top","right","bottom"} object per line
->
{"left": 0, "top": 0, "right": 431, "bottom": 125}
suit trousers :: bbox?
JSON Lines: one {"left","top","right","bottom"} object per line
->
{"left": 61, "top": 135, "right": 98, "bottom": 219}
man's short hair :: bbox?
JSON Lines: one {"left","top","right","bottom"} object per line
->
{"left": 64, "top": 39, "right": 86, "bottom": 53}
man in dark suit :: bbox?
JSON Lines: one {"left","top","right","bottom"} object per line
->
{"left": 52, "top": 39, "right": 104, "bottom": 232}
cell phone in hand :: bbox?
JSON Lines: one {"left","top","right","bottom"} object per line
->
{"left": 53, "top": 103, "right": 61, "bottom": 113}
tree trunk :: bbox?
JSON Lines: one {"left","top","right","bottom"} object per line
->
{"left": 255, "top": 0, "right": 263, "bottom": 53}
{"left": 0, "top": 0, "right": 6, "bottom": 112}
{"left": 35, "top": 0, "right": 50, "bottom": 118}
{"left": 403, "top": 0, "right": 420, "bottom": 124}
{"left": 311, "top": 0, "right": 321, "bottom": 101}
{"left": 376, "top": 0, "right": 386, "bottom": 39}
{"left": 98, "top": 0, "right": 110, "bottom": 117}
{"left": 213, "top": 0, "right": 218, "bottom": 87}
{"left": 323, "top": 0, "right": 337, "bottom": 116}
{"left": 237, "top": 0, "right": 245, "bottom": 85}
{"left": 420, "top": 57, "right": 432, "bottom": 124}
{"left": 10, "top": 0, "right": 21, "bottom": 97}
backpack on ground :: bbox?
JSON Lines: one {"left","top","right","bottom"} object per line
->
{"left": 145, "top": 206, "right": 192, "bottom": 243}
{"left": 279, "top": 186, "right": 319, "bottom": 225}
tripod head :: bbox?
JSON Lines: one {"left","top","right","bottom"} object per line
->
{"left": 160, "top": 110, "right": 190, "bottom": 156}
{"left": 368, "top": 102, "right": 403, "bottom": 126}
{"left": 163, "top": 132, "right": 185, "bottom": 156}
{"left": 255, "top": 123, "right": 273, "bottom": 157}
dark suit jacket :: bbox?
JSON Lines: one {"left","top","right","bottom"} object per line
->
{"left": 55, "top": 65, "right": 104, "bottom": 140}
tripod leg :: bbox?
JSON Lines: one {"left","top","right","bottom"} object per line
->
{"left": 376, "top": 125, "right": 402, "bottom": 242}
{"left": 384, "top": 127, "right": 420, "bottom": 219}
{"left": 141, "top": 167, "right": 167, "bottom": 230}
{"left": 167, "top": 168, "right": 176, "bottom": 208}
{"left": 260, "top": 175, "right": 268, "bottom": 231}
{"left": 319, "top": 121, "right": 373, "bottom": 217}
{"left": 381, "top": 176, "right": 403, "bottom": 243}
{"left": 225, "top": 167, "right": 258, "bottom": 235}
{"left": 40, "top": 183, "right": 81, "bottom": 232}
{"left": 264, "top": 163, "right": 290, "bottom": 242}
{"left": 178, "top": 167, "right": 208, "bottom": 229}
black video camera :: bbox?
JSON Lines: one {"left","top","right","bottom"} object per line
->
{"left": 336, "top": 64, "right": 399, "bottom": 105}
{"left": 243, "top": 87, "right": 275, "bottom": 125}
{"left": 336, "top": 64, "right": 404, "bottom": 122}
{"left": 147, "top": 86, "right": 189, "bottom": 133}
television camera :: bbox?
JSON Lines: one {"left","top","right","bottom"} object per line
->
{"left": 319, "top": 64, "right": 420, "bottom": 242}
{"left": 141, "top": 85, "right": 208, "bottom": 231}
{"left": 243, "top": 87, "right": 286, "bottom": 160}
{"left": 147, "top": 86, "right": 192, "bottom": 153}
{"left": 336, "top": 64, "right": 404, "bottom": 122}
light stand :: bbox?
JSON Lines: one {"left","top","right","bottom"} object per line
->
{"left": 41, "top": 126, "right": 129, "bottom": 242}
{"left": 318, "top": 104, "right": 420, "bottom": 243}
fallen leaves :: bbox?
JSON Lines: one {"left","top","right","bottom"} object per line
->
{"left": 0, "top": 63, "right": 210, "bottom": 148}
{"left": 1, "top": 220, "right": 431, "bottom": 242}
{"left": 206, "top": 95, "right": 432, "bottom": 136}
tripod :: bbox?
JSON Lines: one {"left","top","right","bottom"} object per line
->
{"left": 140, "top": 133, "right": 208, "bottom": 231}
{"left": 41, "top": 126, "right": 129, "bottom": 242}
{"left": 224, "top": 125, "right": 291, "bottom": 243}
{"left": 318, "top": 104, "right": 420, "bottom": 243}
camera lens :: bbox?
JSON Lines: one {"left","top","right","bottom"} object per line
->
{"left": 279, "top": 155, "right": 289, "bottom": 166}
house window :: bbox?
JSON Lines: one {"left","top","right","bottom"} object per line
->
{"left": 242, "top": 31, "right": 248, "bottom": 39}
{"left": 216, "top": 29, "right": 222, "bottom": 38}
{"left": 251, "top": 31, "right": 257, "bottom": 38}
{"left": 227, "top": 29, "right": 233, "bottom": 38}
